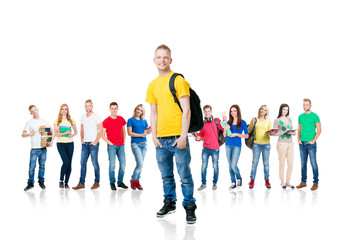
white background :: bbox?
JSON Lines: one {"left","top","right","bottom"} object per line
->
{"left": 0, "top": 1, "right": 337, "bottom": 239}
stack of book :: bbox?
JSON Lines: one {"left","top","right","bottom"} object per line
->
{"left": 39, "top": 126, "right": 52, "bottom": 147}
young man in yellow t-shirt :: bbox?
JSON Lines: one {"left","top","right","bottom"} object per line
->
{"left": 145, "top": 44, "right": 197, "bottom": 224}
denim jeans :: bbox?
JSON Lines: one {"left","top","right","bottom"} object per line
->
{"left": 79, "top": 142, "right": 100, "bottom": 185}
{"left": 156, "top": 137, "right": 196, "bottom": 207}
{"left": 107, "top": 144, "right": 126, "bottom": 184}
{"left": 201, "top": 147, "right": 219, "bottom": 185}
{"left": 299, "top": 141, "right": 319, "bottom": 184}
{"left": 250, "top": 143, "right": 271, "bottom": 180}
{"left": 131, "top": 142, "right": 147, "bottom": 181}
{"left": 226, "top": 145, "right": 242, "bottom": 183}
{"left": 28, "top": 148, "right": 47, "bottom": 183}
{"left": 57, "top": 142, "right": 74, "bottom": 183}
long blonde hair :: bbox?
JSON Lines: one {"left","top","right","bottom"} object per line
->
{"left": 57, "top": 104, "right": 74, "bottom": 126}
{"left": 132, "top": 104, "right": 145, "bottom": 120}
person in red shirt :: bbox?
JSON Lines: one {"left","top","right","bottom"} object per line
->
{"left": 196, "top": 105, "right": 225, "bottom": 191}
{"left": 102, "top": 102, "right": 128, "bottom": 190}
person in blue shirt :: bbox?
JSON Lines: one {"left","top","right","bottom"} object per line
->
{"left": 127, "top": 104, "right": 152, "bottom": 190}
{"left": 223, "top": 105, "right": 249, "bottom": 190}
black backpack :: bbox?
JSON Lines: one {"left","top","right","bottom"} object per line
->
{"left": 169, "top": 73, "right": 204, "bottom": 133}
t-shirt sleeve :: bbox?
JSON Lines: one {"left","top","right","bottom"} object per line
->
{"left": 127, "top": 118, "right": 133, "bottom": 127}
{"left": 243, "top": 120, "right": 248, "bottom": 134}
{"left": 121, "top": 117, "right": 126, "bottom": 126}
{"left": 298, "top": 115, "right": 301, "bottom": 124}
{"left": 81, "top": 115, "right": 85, "bottom": 125}
{"left": 145, "top": 81, "right": 157, "bottom": 104}
{"left": 96, "top": 114, "right": 102, "bottom": 125}
{"left": 175, "top": 76, "right": 190, "bottom": 99}
{"left": 144, "top": 119, "right": 149, "bottom": 128}
{"left": 314, "top": 114, "right": 320, "bottom": 123}
{"left": 102, "top": 118, "right": 108, "bottom": 129}
{"left": 24, "top": 121, "right": 30, "bottom": 132}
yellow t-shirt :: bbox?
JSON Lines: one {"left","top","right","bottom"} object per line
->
{"left": 145, "top": 71, "right": 190, "bottom": 137}
{"left": 248, "top": 118, "right": 271, "bottom": 144}
{"left": 54, "top": 118, "right": 75, "bottom": 143}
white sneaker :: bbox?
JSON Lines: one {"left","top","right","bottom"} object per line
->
{"left": 197, "top": 184, "right": 206, "bottom": 191}
{"left": 229, "top": 182, "right": 236, "bottom": 190}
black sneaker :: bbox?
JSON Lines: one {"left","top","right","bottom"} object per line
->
{"left": 59, "top": 181, "right": 64, "bottom": 188}
{"left": 157, "top": 198, "right": 176, "bottom": 218}
{"left": 24, "top": 181, "right": 34, "bottom": 191}
{"left": 110, "top": 183, "right": 117, "bottom": 191}
{"left": 65, "top": 183, "right": 70, "bottom": 189}
{"left": 184, "top": 202, "right": 197, "bottom": 224}
{"left": 38, "top": 179, "right": 46, "bottom": 190}
{"left": 118, "top": 182, "right": 128, "bottom": 189}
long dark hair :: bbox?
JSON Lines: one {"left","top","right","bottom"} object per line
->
{"left": 228, "top": 104, "right": 242, "bottom": 130}
{"left": 277, "top": 103, "right": 290, "bottom": 118}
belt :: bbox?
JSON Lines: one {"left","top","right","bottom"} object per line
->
{"left": 158, "top": 135, "right": 180, "bottom": 140}
{"left": 31, "top": 147, "right": 46, "bottom": 150}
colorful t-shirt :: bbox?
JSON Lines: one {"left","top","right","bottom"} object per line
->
{"left": 102, "top": 116, "right": 126, "bottom": 146}
{"left": 145, "top": 71, "right": 190, "bottom": 137}
{"left": 248, "top": 118, "right": 271, "bottom": 144}
{"left": 127, "top": 118, "right": 149, "bottom": 144}
{"left": 199, "top": 118, "right": 224, "bottom": 150}
{"left": 225, "top": 120, "right": 248, "bottom": 147}
{"left": 298, "top": 112, "right": 320, "bottom": 142}
{"left": 54, "top": 118, "right": 75, "bottom": 143}
{"left": 24, "top": 118, "right": 51, "bottom": 149}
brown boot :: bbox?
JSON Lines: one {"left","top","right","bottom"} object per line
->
{"left": 311, "top": 184, "right": 318, "bottom": 191}
{"left": 91, "top": 183, "right": 100, "bottom": 190}
{"left": 296, "top": 182, "right": 307, "bottom": 189}
{"left": 72, "top": 184, "right": 85, "bottom": 190}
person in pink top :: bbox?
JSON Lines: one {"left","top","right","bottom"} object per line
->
{"left": 196, "top": 105, "right": 225, "bottom": 190}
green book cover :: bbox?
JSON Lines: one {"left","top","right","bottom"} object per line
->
{"left": 59, "top": 126, "right": 71, "bottom": 137}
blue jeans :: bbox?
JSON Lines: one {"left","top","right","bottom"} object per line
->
{"left": 250, "top": 143, "right": 271, "bottom": 180}
{"left": 226, "top": 145, "right": 242, "bottom": 183}
{"left": 28, "top": 148, "right": 47, "bottom": 183}
{"left": 107, "top": 144, "right": 126, "bottom": 184}
{"left": 79, "top": 142, "right": 100, "bottom": 185}
{"left": 299, "top": 142, "right": 319, "bottom": 184}
{"left": 57, "top": 142, "right": 74, "bottom": 183}
{"left": 156, "top": 137, "right": 196, "bottom": 207}
{"left": 201, "top": 147, "right": 219, "bottom": 185}
{"left": 131, "top": 142, "right": 147, "bottom": 181}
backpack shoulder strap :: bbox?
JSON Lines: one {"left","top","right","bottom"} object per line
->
{"left": 169, "top": 73, "right": 184, "bottom": 111}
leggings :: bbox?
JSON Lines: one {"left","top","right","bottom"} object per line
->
{"left": 57, "top": 142, "right": 74, "bottom": 183}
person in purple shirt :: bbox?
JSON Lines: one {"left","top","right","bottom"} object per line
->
{"left": 223, "top": 105, "right": 249, "bottom": 190}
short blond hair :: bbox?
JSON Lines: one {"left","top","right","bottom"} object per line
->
{"left": 155, "top": 44, "right": 171, "bottom": 56}
{"left": 85, "top": 99, "right": 93, "bottom": 104}
{"left": 303, "top": 98, "right": 311, "bottom": 104}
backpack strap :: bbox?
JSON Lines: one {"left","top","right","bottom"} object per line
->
{"left": 169, "top": 73, "right": 184, "bottom": 112}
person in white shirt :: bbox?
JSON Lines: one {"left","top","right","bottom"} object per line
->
{"left": 73, "top": 99, "right": 103, "bottom": 190}
{"left": 22, "top": 105, "right": 54, "bottom": 191}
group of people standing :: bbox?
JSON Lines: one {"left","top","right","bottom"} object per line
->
{"left": 22, "top": 100, "right": 151, "bottom": 192}
{"left": 196, "top": 100, "right": 321, "bottom": 193}
{"left": 22, "top": 44, "right": 321, "bottom": 225}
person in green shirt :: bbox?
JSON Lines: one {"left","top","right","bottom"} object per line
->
{"left": 296, "top": 98, "right": 321, "bottom": 191}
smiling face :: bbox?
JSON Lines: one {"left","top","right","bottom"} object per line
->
{"left": 110, "top": 104, "right": 118, "bottom": 116}
{"left": 282, "top": 106, "right": 289, "bottom": 117}
{"left": 153, "top": 49, "right": 172, "bottom": 73}
{"left": 230, "top": 107, "right": 238, "bottom": 119}
{"left": 303, "top": 100, "right": 311, "bottom": 112}
{"left": 259, "top": 106, "right": 267, "bottom": 118}
{"left": 61, "top": 106, "right": 68, "bottom": 117}
{"left": 85, "top": 102, "right": 93, "bottom": 113}
{"left": 135, "top": 106, "right": 143, "bottom": 118}
{"left": 30, "top": 106, "right": 39, "bottom": 118}
{"left": 203, "top": 107, "right": 212, "bottom": 119}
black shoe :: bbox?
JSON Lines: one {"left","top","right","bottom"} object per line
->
{"left": 65, "top": 183, "right": 69, "bottom": 189}
{"left": 157, "top": 198, "right": 176, "bottom": 218}
{"left": 118, "top": 182, "right": 128, "bottom": 189}
{"left": 38, "top": 179, "right": 46, "bottom": 190}
{"left": 110, "top": 183, "right": 117, "bottom": 191}
{"left": 24, "top": 181, "right": 34, "bottom": 191}
{"left": 184, "top": 202, "right": 197, "bottom": 224}
{"left": 59, "top": 181, "right": 64, "bottom": 188}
